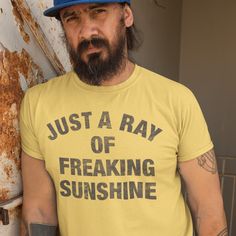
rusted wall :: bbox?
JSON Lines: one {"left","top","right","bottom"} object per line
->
{"left": 0, "top": 1, "right": 67, "bottom": 233}
{"left": 24, "top": 0, "right": 71, "bottom": 72}
{"left": 0, "top": 0, "right": 67, "bottom": 208}
{"left": 11, "top": 0, "right": 67, "bottom": 75}
{"left": 0, "top": 46, "right": 44, "bottom": 202}
{"left": 0, "top": 2, "right": 69, "bottom": 201}
{"left": 11, "top": 0, "right": 31, "bottom": 44}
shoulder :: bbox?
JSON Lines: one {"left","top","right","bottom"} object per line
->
{"left": 21, "top": 71, "right": 74, "bottom": 114}
{"left": 24, "top": 71, "right": 73, "bottom": 100}
{"left": 137, "top": 65, "right": 196, "bottom": 102}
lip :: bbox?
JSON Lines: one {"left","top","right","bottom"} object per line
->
{"left": 85, "top": 46, "right": 102, "bottom": 54}
{"left": 87, "top": 49, "right": 100, "bottom": 54}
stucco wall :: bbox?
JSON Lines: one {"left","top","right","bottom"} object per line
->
{"left": 179, "top": 0, "right": 236, "bottom": 156}
{"left": 131, "top": 0, "right": 182, "bottom": 81}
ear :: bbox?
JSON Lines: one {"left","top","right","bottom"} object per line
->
{"left": 123, "top": 5, "right": 134, "bottom": 27}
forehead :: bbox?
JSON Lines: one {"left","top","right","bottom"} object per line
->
{"left": 60, "top": 3, "right": 116, "bottom": 15}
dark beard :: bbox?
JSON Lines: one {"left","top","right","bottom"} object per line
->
{"left": 69, "top": 29, "right": 126, "bottom": 86}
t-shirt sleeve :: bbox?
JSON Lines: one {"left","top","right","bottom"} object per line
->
{"left": 177, "top": 89, "right": 214, "bottom": 162}
{"left": 20, "top": 89, "right": 44, "bottom": 160}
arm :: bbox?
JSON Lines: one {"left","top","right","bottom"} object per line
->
{"left": 178, "top": 149, "right": 228, "bottom": 236}
{"left": 20, "top": 151, "right": 59, "bottom": 236}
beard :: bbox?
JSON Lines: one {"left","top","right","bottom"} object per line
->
{"left": 68, "top": 22, "right": 127, "bottom": 86}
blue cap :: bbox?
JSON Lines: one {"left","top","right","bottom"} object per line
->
{"left": 44, "top": 0, "right": 131, "bottom": 18}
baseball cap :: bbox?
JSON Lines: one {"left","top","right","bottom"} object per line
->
{"left": 44, "top": 0, "right": 131, "bottom": 18}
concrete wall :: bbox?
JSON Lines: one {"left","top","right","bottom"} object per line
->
{"left": 179, "top": 0, "right": 236, "bottom": 156}
{"left": 131, "top": 0, "right": 182, "bottom": 81}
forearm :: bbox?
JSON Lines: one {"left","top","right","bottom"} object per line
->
{"left": 21, "top": 207, "right": 58, "bottom": 236}
{"left": 195, "top": 216, "right": 227, "bottom": 236}
{"left": 179, "top": 149, "right": 228, "bottom": 236}
{"left": 196, "top": 221, "right": 227, "bottom": 236}
{"left": 21, "top": 222, "right": 58, "bottom": 236}
{"left": 21, "top": 153, "right": 59, "bottom": 235}
{"left": 190, "top": 199, "right": 228, "bottom": 236}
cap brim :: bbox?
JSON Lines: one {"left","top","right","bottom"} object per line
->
{"left": 44, "top": 0, "right": 130, "bottom": 18}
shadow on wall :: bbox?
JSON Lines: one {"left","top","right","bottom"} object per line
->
{"left": 131, "top": 0, "right": 183, "bottom": 81}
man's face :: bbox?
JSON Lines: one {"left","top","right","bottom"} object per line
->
{"left": 60, "top": 3, "right": 133, "bottom": 85}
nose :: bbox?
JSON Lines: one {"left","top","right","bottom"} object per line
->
{"left": 79, "top": 15, "right": 99, "bottom": 41}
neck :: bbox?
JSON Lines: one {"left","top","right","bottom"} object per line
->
{"left": 100, "top": 59, "right": 135, "bottom": 86}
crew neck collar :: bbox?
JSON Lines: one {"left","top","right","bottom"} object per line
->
{"left": 70, "top": 64, "right": 141, "bottom": 93}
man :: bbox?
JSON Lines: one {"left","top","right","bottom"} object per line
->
{"left": 20, "top": 0, "right": 227, "bottom": 235}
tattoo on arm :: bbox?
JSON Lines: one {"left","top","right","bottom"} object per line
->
{"left": 217, "top": 227, "right": 228, "bottom": 236}
{"left": 24, "top": 223, "right": 58, "bottom": 236}
{"left": 194, "top": 217, "right": 228, "bottom": 236}
{"left": 197, "top": 149, "right": 217, "bottom": 174}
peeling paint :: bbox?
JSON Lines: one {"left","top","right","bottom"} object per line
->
{"left": 8, "top": 205, "right": 21, "bottom": 221}
{"left": 0, "top": 47, "right": 44, "bottom": 203}
{"left": 11, "top": 0, "right": 65, "bottom": 75}
{"left": 0, "top": 200, "right": 22, "bottom": 227}
{"left": 0, "top": 189, "right": 10, "bottom": 202}
{"left": 14, "top": 0, "right": 40, "bottom": 31}
{"left": 3, "top": 165, "right": 14, "bottom": 181}
{"left": 19, "top": 73, "right": 28, "bottom": 92}
{"left": 11, "top": 0, "right": 30, "bottom": 44}
{"left": 0, "top": 42, "right": 6, "bottom": 51}
{"left": 0, "top": 1, "right": 63, "bottom": 232}
{"left": 37, "top": 1, "right": 49, "bottom": 10}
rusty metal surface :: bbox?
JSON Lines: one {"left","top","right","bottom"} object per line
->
{"left": 0, "top": 205, "right": 21, "bottom": 234}
{"left": 11, "top": 0, "right": 66, "bottom": 75}
{"left": 0, "top": 1, "right": 58, "bottom": 80}
{"left": 11, "top": 0, "right": 31, "bottom": 44}
{"left": 0, "top": 45, "right": 45, "bottom": 203}
{"left": 0, "top": 196, "right": 22, "bottom": 225}
{"left": 0, "top": 0, "right": 71, "bottom": 234}
{"left": 0, "top": 42, "right": 45, "bottom": 235}
{"left": 25, "top": 0, "right": 71, "bottom": 72}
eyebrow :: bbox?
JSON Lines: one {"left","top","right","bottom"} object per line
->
{"left": 61, "top": 3, "right": 109, "bottom": 19}
{"left": 61, "top": 11, "right": 77, "bottom": 20}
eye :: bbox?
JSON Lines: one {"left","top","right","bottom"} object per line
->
{"left": 65, "top": 15, "right": 79, "bottom": 23}
{"left": 91, "top": 8, "right": 107, "bottom": 16}
{"left": 63, "top": 12, "right": 80, "bottom": 23}
{"left": 94, "top": 8, "right": 106, "bottom": 14}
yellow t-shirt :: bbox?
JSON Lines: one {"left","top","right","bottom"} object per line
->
{"left": 20, "top": 65, "right": 213, "bottom": 236}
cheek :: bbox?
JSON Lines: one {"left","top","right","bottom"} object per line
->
{"left": 99, "top": 18, "right": 119, "bottom": 38}
{"left": 101, "top": 26, "right": 119, "bottom": 46}
{"left": 110, "top": 24, "right": 126, "bottom": 45}
{"left": 64, "top": 27, "right": 80, "bottom": 51}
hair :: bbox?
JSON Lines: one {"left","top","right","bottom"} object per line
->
{"left": 120, "top": 2, "right": 142, "bottom": 51}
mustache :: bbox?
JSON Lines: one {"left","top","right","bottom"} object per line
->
{"left": 77, "top": 37, "right": 110, "bottom": 55}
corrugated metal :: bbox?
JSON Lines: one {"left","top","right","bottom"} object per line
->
{"left": 0, "top": 0, "right": 70, "bottom": 234}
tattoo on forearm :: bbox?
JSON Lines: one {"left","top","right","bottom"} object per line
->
{"left": 24, "top": 223, "right": 58, "bottom": 236}
{"left": 197, "top": 149, "right": 217, "bottom": 174}
{"left": 217, "top": 227, "right": 228, "bottom": 236}
{"left": 194, "top": 217, "right": 227, "bottom": 236}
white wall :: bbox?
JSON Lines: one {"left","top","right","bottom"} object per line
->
{"left": 179, "top": 0, "right": 236, "bottom": 156}
{"left": 131, "top": 0, "right": 182, "bottom": 81}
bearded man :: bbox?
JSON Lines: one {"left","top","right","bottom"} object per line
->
{"left": 20, "top": 1, "right": 228, "bottom": 236}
